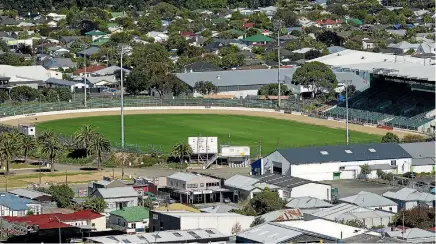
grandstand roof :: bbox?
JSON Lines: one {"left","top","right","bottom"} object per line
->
{"left": 310, "top": 50, "right": 435, "bottom": 82}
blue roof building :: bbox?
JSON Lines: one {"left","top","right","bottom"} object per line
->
{"left": 0, "top": 192, "right": 42, "bottom": 216}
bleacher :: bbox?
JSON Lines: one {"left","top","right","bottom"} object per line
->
{"left": 325, "top": 81, "right": 435, "bottom": 130}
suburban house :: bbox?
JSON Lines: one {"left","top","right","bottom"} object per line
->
{"left": 90, "top": 187, "right": 139, "bottom": 213}
{"left": 41, "top": 57, "right": 75, "bottom": 70}
{"left": 148, "top": 210, "right": 254, "bottom": 235}
{"left": 85, "top": 229, "right": 230, "bottom": 243}
{"left": 399, "top": 142, "right": 435, "bottom": 173}
{"left": 109, "top": 206, "right": 149, "bottom": 233}
{"left": 0, "top": 192, "right": 43, "bottom": 216}
{"left": 146, "top": 31, "right": 168, "bottom": 43}
{"left": 387, "top": 41, "right": 420, "bottom": 53}
{"left": 315, "top": 19, "right": 342, "bottom": 29}
{"left": 0, "top": 65, "right": 50, "bottom": 89}
{"left": 385, "top": 227, "right": 436, "bottom": 243}
{"left": 73, "top": 65, "right": 106, "bottom": 77}
{"left": 8, "top": 188, "right": 52, "bottom": 202}
{"left": 253, "top": 143, "right": 412, "bottom": 181}
{"left": 383, "top": 188, "right": 435, "bottom": 211}
{"left": 165, "top": 172, "right": 225, "bottom": 204}
{"left": 45, "top": 78, "right": 88, "bottom": 92}
{"left": 85, "top": 30, "right": 108, "bottom": 41}
{"left": 339, "top": 191, "right": 398, "bottom": 213}
{"left": 304, "top": 203, "right": 394, "bottom": 228}
{"left": 224, "top": 174, "right": 332, "bottom": 201}
{"left": 131, "top": 177, "right": 158, "bottom": 196}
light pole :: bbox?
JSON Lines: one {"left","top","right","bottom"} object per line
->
{"left": 84, "top": 55, "right": 87, "bottom": 107}
{"left": 119, "top": 46, "right": 126, "bottom": 149}
{"left": 344, "top": 80, "right": 352, "bottom": 145}
{"left": 51, "top": 216, "right": 62, "bottom": 244}
{"left": 274, "top": 19, "right": 283, "bottom": 108}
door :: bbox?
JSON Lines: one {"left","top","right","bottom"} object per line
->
{"left": 333, "top": 172, "right": 341, "bottom": 180}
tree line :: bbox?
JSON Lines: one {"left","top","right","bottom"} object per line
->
{"left": 0, "top": 86, "right": 72, "bottom": 104}
{"left": 0, "top": 124, "right": 110, "bottom": 174}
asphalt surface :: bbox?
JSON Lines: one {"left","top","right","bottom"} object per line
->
{"left": 321, "top": 179, "right": 402, "bottom": 198}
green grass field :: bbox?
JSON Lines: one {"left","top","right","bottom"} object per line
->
{"left": 38, "top": 114, "right": 381, "bottom": 155}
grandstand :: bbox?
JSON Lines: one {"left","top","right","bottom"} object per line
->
{"left": 324, "top": 76, "right": 435, "bottom": 133}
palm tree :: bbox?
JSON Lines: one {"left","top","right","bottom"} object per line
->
{"left": 88, "top": 133, "right": 111, "bottom": 170}
{"left": 171, "top": 141, "right": 193, "bottom": 163}
{"left": 74, "top": 125, "right": 97, "bottom": 157}
{"left": 38, "top": 131, "right": 62, "bottom": 172}
{"left": 21, "top": 135, "right": 37, "bottom": 163}
{"left": 0, "top": 131, "right": 22, "bottom": 174}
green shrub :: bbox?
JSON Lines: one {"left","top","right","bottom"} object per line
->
{"left": 134, "top": 155, "right": 162, "bottom": 167}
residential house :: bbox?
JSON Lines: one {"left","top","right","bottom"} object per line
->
{"left": 91, "top": 65, "right": 130, "bottom": 76}
{"left": 304, "top": 203, "right": 394, "bottom": 228}
{"left": 46, "top": 13, "right": 67, "bottom": 21}
{"left": 85, "top": 30, "right": 108, "bottom": 41}
{"left": 85, "top": 75, "right": 118, "bottom": 87}
{"left": 166, "top": 172, "right": 224, "bottom": 204}
{"left": 298, "top": 17, "right": 314, "bottom": 27}
{"left": 315, "top": 19, "right": 342, "bottom": 29}
{"left": 8, "top": 189, "right": 52, "bottom": 202}
{"left": 87, "top": 177, "right": 127, "bottom": 195}
{"left": 180, "top": 31, "right": 196, "bottom": 40}
{"left": 388, "top": 41, "right": 420, "bottom": 53}
{"left": 90, "top": 187, "right": 139, "bottom": 213}
{"left": 362, "top": 38, "right": 377, "bottom": 50}
{"left": 0, "top": 192, "right": 42, "bottom": 216}
{"left": 149, "top": 210, "right": 254, "bottom": 235}
{"left": 110, "top": 11, "right": 126, "bottom": 21}
{"left": 109, "top": 206, "right": 149, "bottom": 233}
{"left": 131, "top": 177, "right": 158, "bottom": 196}
{"left": 242, "top": 34, "right": 274, "bottom": 45}
{"left": 224, "top": 174, "right": 332, "bottom": 201}
{"left": 146, "top": 31, "right": 168, "bottom": 43}
{"left": 0, "top": 65, "right": 49, "bottom": 89}
{"left": 341, "top": 17, "right": 363, "bottom": 26}
{"left": 45, "top": 78, "right": 88, "bottom": 92}
{"left": 60, "top": 36, "right": 82, "bottom": 45}
{"left": 0, "top": 17, "right": 19, "bottom": 26}
{"left": 383, "top": 188, "right": 435, "bottom": 211}
{"left": 85, "top": 229, "right": 230, "bottom": 243}
{"left": 73, "top": 65, "right": 106, "bottom": 77}
{"left": 413, "top": 9, "right": 430, "bottom": 17}
{"left": 78, "top": 46, "right": 101, "bottom": 58}
{"left": 340, "top": 191, "right": 398, "bottom": 213}
{"left": 42, "top": 57, "right": 75, "bottom": 70}
{"left": 108, "top": 23, "right": 123, "bottom": 33}
{"left": 417, "top": 42, "right": 436, "bottom": 54}
{"left": 254, "top": 143, "right": 412, "bottom": 181}
{"left": 203, "top": 40, "right": 228, "bottom": 53}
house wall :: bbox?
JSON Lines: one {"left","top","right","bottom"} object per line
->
{"left": 261, "top": 151, "right": 291, "bottom": 175}
{"left": 0, "top": 205, "right": 28, "bottom": 217}
{"left": 98, "top": 196, "right": 138, "bottom": 213}
{"left": 166, "top": 177, "right": 221, "bottom": 191}
{"left": 412, "top": 165, "right": 435, "bottom": 173}
{"left": 90, "top": 216, "right": 107, "bottom": 231}
{"left": 367, "top": 205, "right": 398, "bottom": 213}
{"left": 358, "top": 216, "right": 392, "bottom": 228}
{"left": 109, "top": 215, "right": 146, "bottom": 232}
{"left": 149, "top": 211, "right": 181, "bottom": 232}
{"left": 26, "top": 203, "right": 42, "bottom": 215}
{"left": 289, "top": 158, "right": 411, "bottom": 181}
{"left": 179, "top": 215, "right": 255, "bottom": 236}
{"left": 289, "top": 183, "right": 332, "bottom": 201}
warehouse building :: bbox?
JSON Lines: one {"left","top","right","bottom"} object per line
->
{"left": 339, "top": 191, "right": 398, "bottom": 213}
{"left": 148, "top": 211, "right": 254, "bottom": 235}
{"left": 252, "top": 143, "right": 412, "bottom": 181}
{"left": 224, "top": 174, "right": 332, "bottom": 201}
{"left": 399, "top": 142, "right": 435, "bottom": 173}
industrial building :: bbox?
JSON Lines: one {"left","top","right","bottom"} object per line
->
{"left": 224, "top": 174, "right": 332, "bottom": 201}
{"left": 252, "top": 143, "right": 412, "bottom": 181}
{"left": 339, "top": 191, "right": 398, "bottom": 213}
{"left": 148, "top": 211, "right": 254, "bottom": 235}
{"left": 399, "top": 142, "right": 435, "bottom": 173}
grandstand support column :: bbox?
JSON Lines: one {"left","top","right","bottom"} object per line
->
{"left": 344, "top": 80, "right": 352, "bottom": 145}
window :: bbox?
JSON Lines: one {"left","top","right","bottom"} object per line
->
{"left": 320, "top": 151, "right": 329, "bottom": 155}
{"left": 205, "top": 230, "right": 215, "bottom": 234}
{"left": 138, "top": 236, "right": 146, "bottom": 240}
{"left": 131, "top": 223, "right": 136, "bottom": 229}
{"left": 339, "top": 166, "right": 345, "bottom": 170}
{"left": 173, "top": 232, "right": 182, "bottom": 237}
{"left": 345, "top": 150, "right": 352, "bottom": 154}
{"left": 200, "top": 183, "right": 204, "bottom": 187}
{"left": 389, "top": 207, "right": 392, "bottom": 211}
{"left": 153, "top": 214, "right": 158, "bottom": 220}
{"left": 368, "top": 148, "right": 376, "bottom": 153}
{"left": 391, "top": 160, "right": 396, "bottom": 166}
{"left": 188, "top": 231, "right": 201, "bottom": 239}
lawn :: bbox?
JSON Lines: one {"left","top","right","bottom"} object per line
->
{"left": 38, "top": 114, "right": 381, "bottom": 155}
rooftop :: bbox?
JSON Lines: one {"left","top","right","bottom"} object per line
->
{"left": 46, "top": 78, "right": 81, "bottom": 86}
{"left": 167, "top": 172, "right": 217, "bottom": 182}
{"left": 274, "top": 143, "right": 411, "bottom": 165}
{"left": 253, "top": 174, "right": 322, "bottom": 188}
{"left": 286, "top": 196, "right": 332, "bottom": 209}
{"left": 242, "top": 34, "right": 274, "bottom": 43}
{"left": 0, "top": 192, "right": 34, "bottom": 211}
{"left": 154, "top": 203, "right": 200, "bottom": 213}
{"left": 340, "top": 191, "right": 397, "bottom": 207}
{"left": 86, "top": 228, "right": 228, "bottom": 243}
{"left": 110, "top": 206, "right": 149, "bottom": 222}
{"left": 73, "top": 65, "right": 106, "bottom": 75}
{"left": 199, "top": 204, "right": 239, "bottom": 214}
{"left": 383, "top": 188, "right": 435, "bottom": 202}
{"left": 308, "top": 203, "right": 394, "bottom": 222}
{"left": 260, "top": 209, "right": 304, "bottom": 222}
{"left": 8, "top": 188, "right": 51, "bottom": 200}
{"left": 95, "top": 187, "right": 138, "bottom": 198}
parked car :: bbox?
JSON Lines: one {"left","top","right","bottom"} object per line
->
{"left": 403, "top": 172, "right": 416, "bottom": 178}
{"left": 223, "top": 198, "right": 231, "bottom": 203}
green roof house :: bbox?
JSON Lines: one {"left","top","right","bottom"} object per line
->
{"left": 85, "top": 30, "right": 108, "bottom": 41}
{"left": 228, "top": 29, "right": 245, "bottom": 38}
{"left": 110, "top": 12, "right": 126, "bottom": 20}
{"left": 109, "top": 206, "right": 150, "bottom": 233}
{"left": 91, "top": 37, "right": 110, "bottom": 47}
{"left": 242, "top": 34, "right": 274, "bottom": 44}
{"left": 341, "top": 18, "right": 363, "bottom": 26}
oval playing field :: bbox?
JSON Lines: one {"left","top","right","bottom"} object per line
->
{"left": 37, "top": 113, "right": 381, "bottom": 154}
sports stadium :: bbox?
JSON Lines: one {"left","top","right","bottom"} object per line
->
{"left": 0, "top": 50, "right": 433, "bottom": 156}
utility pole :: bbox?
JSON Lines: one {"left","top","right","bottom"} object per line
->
{"left": 84, "top": 55, "right": 87, "bottom": 107}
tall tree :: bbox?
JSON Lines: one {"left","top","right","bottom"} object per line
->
{"left": 0, "top": 131, "right": 22, "bottom": 174}
{"left": 292, "top": 61, "right": 338, "bottom": 97}
{"left": 83, "top": 197, "right": 105, "bottom": 212}
{"left": 88, "top": 133, "right": 111, "bottom": 170}
{"left": 171, "top": 141, "right": 193, "bottom": 163}
{"left": 194, "top": 81, "right": 217, "bottom": 95}
{"left": 21, "top": 135, "right": 37, "bottom": 163}
{"left": 38, "top": 131, "right": 62, "bottom": 172}
{"left": 74, "top": 125, "right": 97, "bottom": 157}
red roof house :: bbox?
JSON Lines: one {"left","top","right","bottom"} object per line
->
{"left": 243, "top": 22, "right": 254, "bottom": 28}
{"left": 180, "top": 31, "right": 196, "bottom": 37}
{"left": 73, "top": 65, "right": 106, "bottom": 75}
{"left": 3, "top": 210, "right": 104, "bottom": 230}
{"left": 315, "top": 19, "right": 342, "bottom": 28}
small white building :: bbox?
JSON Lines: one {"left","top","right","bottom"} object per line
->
{"left": 18, "top": 124, "right": 36, "bottom": 137}
{"left": 340, "top": 191, "right": 398, "bottom": 213}
{"left": 254, "top": 143, "right": 412, "bottom": 181}
{"left": 109, "top": 206, "right": 149, "bottom": 233}
{"left": 383, "top": 188, "right": 435, "bottom": 211}
{"left": 149, "top": 211, "right": 254, "bottom": 235}
{"left": 91, "top": 187, "right": 139, "bottom": 214}
{"left": 224, "top": 174, "right": 332, "bottom": 201}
